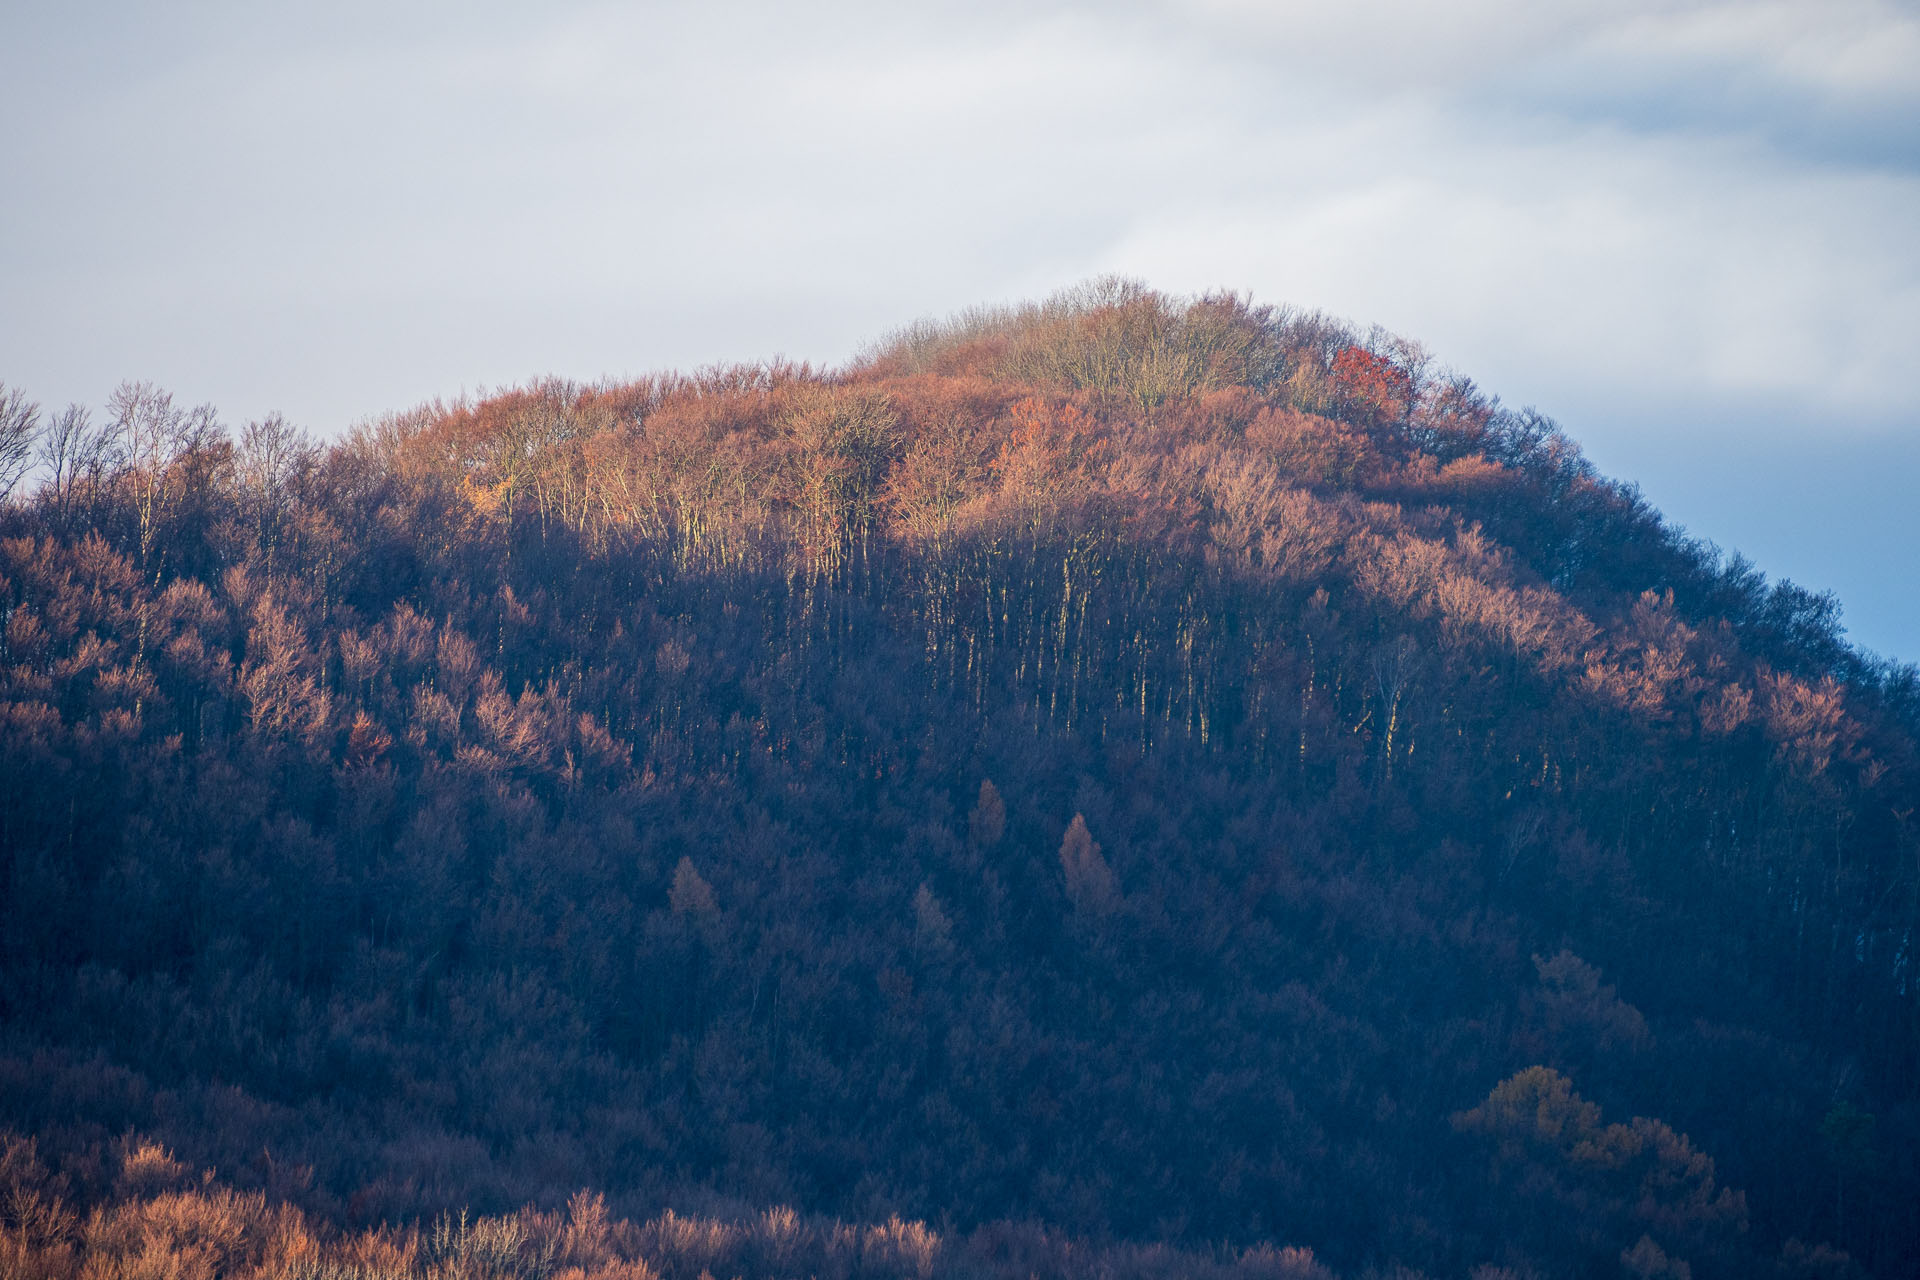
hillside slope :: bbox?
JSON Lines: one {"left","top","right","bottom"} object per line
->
{"left": 1, "top": 281, "right": 1915, "bottom": 1279}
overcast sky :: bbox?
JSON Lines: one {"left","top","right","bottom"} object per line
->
{"left": 4, "top": 0, "right": 1916, "bottom": 658}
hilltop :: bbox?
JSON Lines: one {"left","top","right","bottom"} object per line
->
{"left": 0, "top": 280, "right": 1914, "bottom": 1279}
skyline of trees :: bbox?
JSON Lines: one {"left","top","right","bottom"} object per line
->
{"left": 1, "top": 280, "right": 1914, "bottom": 1279}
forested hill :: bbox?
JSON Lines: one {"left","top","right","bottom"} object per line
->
{"left": 1, "top": 281, "right": 1915, "bottom": 1280}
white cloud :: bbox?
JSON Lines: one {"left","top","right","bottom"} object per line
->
{"left": 5, "top": 0, "right": 1914, "bottom": 418}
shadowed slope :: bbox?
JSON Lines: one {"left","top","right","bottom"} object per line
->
{"left": 0, "top": 283, "right": 1913, "bottom": 1279}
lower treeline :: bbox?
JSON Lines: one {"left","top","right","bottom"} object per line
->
{"left": 4, "top": 1124, "right": 1830, "bottom": 1280}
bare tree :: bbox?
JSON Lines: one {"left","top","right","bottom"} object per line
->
{"left": 105, "top": 381, "right": 221, "bottom": 581}
{"left": 0, "top": 383, "right": 39, "bottom": 503}
{"left": 238, "top": 412, "right": 313, "bottom": 497}
{"left": 238, "top": 412, "right": 317, "bottom": 575}
{"left": 39, "top": 402, "right": 114, "bottom": 528}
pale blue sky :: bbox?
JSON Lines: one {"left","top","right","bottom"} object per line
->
{"left": 4, "top": 0, "right": 1916, "bottom": 658}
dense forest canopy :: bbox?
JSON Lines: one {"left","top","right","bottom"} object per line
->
{"left": 1, "top": 279, "right": 1915, "bottom": 1280}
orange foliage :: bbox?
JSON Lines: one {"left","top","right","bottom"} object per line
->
{"left": 1329, "top": 347, "right": 1413, "bottom": 428}
{"left": 988, "top": 397, "right": 1109, "bottom": 509}
{"left": 1244, "top": 406, "right": 1376, "bottom": 488}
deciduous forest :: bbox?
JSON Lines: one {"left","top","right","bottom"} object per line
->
{"left": 0, "top": 281, "right": 1913, "bottom": 1279}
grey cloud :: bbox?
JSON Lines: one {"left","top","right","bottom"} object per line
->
{"left": 1, "top": 0, "right": 1914, "bottom": 655}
